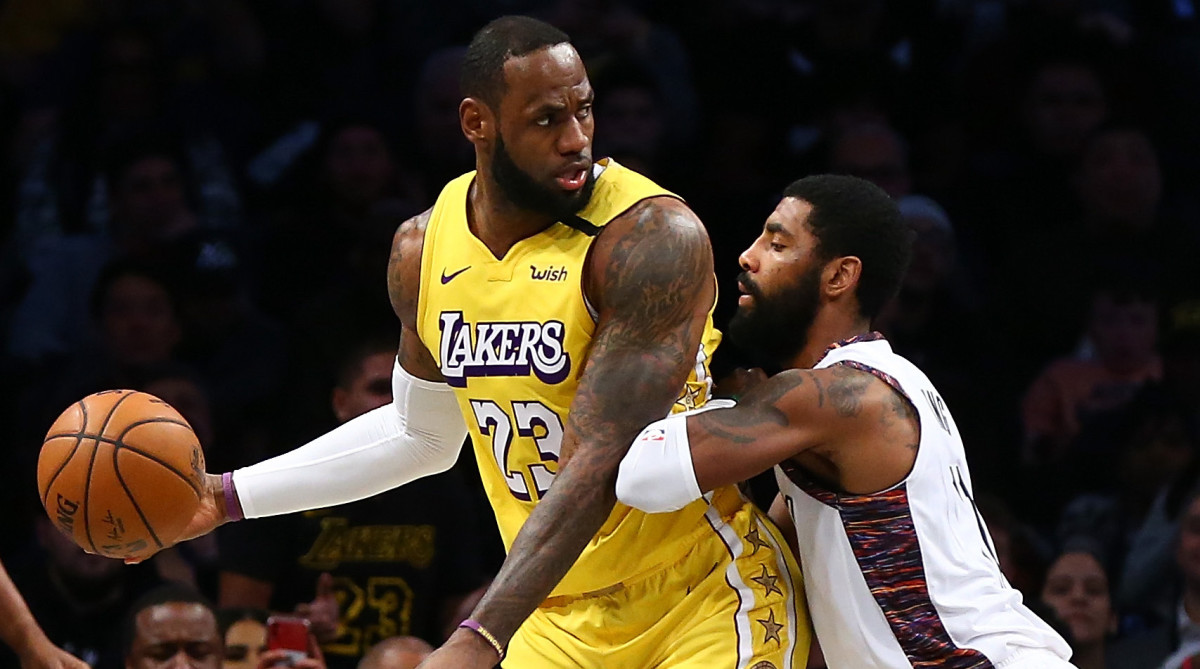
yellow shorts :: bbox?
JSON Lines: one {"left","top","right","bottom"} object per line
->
{"left": 504, "top": 501, "right": 810, "bottom": 668}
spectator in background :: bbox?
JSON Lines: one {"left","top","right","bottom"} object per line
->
{"left": 217, "top": 337, "right": 489, "bottom": 669}
{"left": 7, "top": 136, "right": 205, "bottom": 363}
{"left": 406, "top": 46, "right": 473, "bottom": 205}
{"left": 252, "top": 118, "right": 415, "bottom": 322}
{"left": 1023, "top": 274, "right": 1162, "bottom": 465}
{"left": 542, "top": 0, "right": 698, "bottom": 144}
{"left": 166, "top": 231, "right": 288, "bottom": 473}
{"left": 218, "top": 608, "right": 268, "bottom": 669}
{"left": 0, "top": 558, "right": 89, "bottom": 669}
{"left": 1, "top": 516, "right": 163, "bottom": 669}
{"left": 591, "top": 59, "right": 672, "bottom": 185}
{"left": 18, "top": 260, "right": 184, "bottom": 441}
{"left": 962, "top": 47, "right": 1114, "bottom": 291}
{"left": 355, "top": 637, "right": 433, "bottom": 669}
{"left": 122, "top": 584, "right": 221, "bottom": 669}
{"left": 875, "top": 193, "right": 1013, "bottom": 486}
{"left": 1040, "top": 540, "right": 1119, "bottom": 669}
{"left": 1056, "top": 386, "right": 1197, "bottom": 600}
{"left": 827, "top": 120, "right": 913, "bottom": 199}
{"left": 1109, "top": 487, "right": 1200, "bottom": 669}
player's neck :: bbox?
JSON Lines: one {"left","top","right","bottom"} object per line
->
{"left": 468, "top": 175, "right": 557, "bottom": 259}
{"left": 786, "top": 312, "right": 872, "bottom": 370}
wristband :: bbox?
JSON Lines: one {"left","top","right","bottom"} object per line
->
{"left": 222, "top": 472, "right": 244, "bottom": 521}
{"left": 458, "top": 619, "right": 505, "bottom": 660}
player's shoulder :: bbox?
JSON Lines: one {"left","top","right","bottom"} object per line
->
{"left": 611, "top": 195, "right": 704, "bottom": 233}
{"left": 387, "top": 206, "right": 434, "bottom": 323}
{"left": 394, "top": 207, "right": 433, "bottom": 244}
{"left": 389, "top": 207, "right": 433, "bottom": 267}
{"left": 595, "top": 196, "right": 709, "bottom": 262}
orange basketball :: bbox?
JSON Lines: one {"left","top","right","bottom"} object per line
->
{"left": 37, "top": 389, "right": 205, "bottom": 560}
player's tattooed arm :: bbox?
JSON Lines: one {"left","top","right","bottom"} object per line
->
{"left": 386, "top": 208, "right": 444, "bottom": 382}
{"left": 466, "top": 197, "right": 716, "bottom": 643}
{"left": 687, "top": 365, "right": 882, "bottom": 492}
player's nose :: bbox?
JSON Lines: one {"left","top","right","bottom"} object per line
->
{"left": 557, "top": 117, "right": 589, "bottom": 155}
{"left": 738, "top": 246, "right": 757, "bottom": 272}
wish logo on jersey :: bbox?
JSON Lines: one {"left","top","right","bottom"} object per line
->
{"left": 438, "top": 311, "right": 571, "bottom": 387}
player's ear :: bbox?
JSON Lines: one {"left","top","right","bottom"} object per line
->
{"left": 824, "top": 256, "right": 862, "bottom": 300}
{"left": 460, "top": 98, "right": 491, "bottom": 144}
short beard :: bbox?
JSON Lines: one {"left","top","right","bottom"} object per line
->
{"left": 491, "top": 134, "right": 594, "bottom": 220}
{"left": 728, "top": 264, "right": 822, "bottom": 367}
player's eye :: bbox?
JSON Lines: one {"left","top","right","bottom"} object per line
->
{"left": 535, "top": 116, "right": 552, "bottom": 127}
{"left": 770, "top": 242, "right": 786, "bottom": 252}
{"left": 577, "top": 106, "right": 592, "bottom": 120}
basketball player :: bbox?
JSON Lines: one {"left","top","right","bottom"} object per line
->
{"left": 169, "top": 15, "right": 808, "bottom": 669}
{"left": 0, "top": 560, "right": 89, "bottom": 669}
{"left": 616, "top": 174, "right": 1076, "bottom": 668}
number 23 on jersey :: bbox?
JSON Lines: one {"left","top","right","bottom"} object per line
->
{"left": 470, "top": 400, "right": 564, "bottom": 501}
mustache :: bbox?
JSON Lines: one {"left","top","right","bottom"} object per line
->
{"left": 737, "top": 272, "right": 763, "bottom": 300}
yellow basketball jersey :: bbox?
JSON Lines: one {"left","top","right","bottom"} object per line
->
{"left": 416, "top": 159, "right": 732, "bottom": 597}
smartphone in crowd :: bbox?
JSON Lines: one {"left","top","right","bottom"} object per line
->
{"left": 266, "top": 616, "right": 311, "bottom": 666}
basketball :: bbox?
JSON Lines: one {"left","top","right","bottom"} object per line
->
{"left": 37, "top": 389, "right": 206, "bottom": 560}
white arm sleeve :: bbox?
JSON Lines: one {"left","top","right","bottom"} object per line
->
{"left": 231, "top": 361, "right": 467, "bottom": 518}
{"left": 615, "top": 413, "right": 703, "bottom": 513}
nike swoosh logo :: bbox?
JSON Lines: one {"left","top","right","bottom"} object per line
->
{"left": 440, "top": 266, "right": 470, "bottom": 284}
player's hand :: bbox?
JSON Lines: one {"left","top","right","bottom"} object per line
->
{"left": 16, "top": 635, "right": 90, "bottom": 669}
{"left": 417, "top": 628, "right": 501, "bottom": 669}
{"left": 124, "top": 473, "right": 227, "bottom": 564}
{"left": 176, "top": 473, "right": 230, "bottom": 542}
{"left": 294, "top": 573, "right": 339, "bottom": 643}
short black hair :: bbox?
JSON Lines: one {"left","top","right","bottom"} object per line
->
{"left": 461, "top": 15, "right": 571, "bottom": 109}
{"left": 89, "top": 257, "right": 180, "bottom": 322}
{"left": 121, "top": 583, "right": 216, "bottom": 658}
{"left": 333, "top": 334, "right": 398, "bottom": 390}
{"left": 216, "top": 607, "right": 269, "bottom": 636}
{"left": 782, "top": 174, "right": 911, "bottom": 320}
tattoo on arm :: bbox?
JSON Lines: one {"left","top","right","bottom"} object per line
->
{"left": 468, "top": 200, "right": 714, "bottom": 642}
{"left": 692, "top": 371, "right": 803, "bottom": 442}
{"left": 827, "top": 364, "right": 872, "bottom": 417}
{"left": 882, "top": 387, "right": 920, "bottom": 453}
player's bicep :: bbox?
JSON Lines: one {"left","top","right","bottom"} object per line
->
{"left": 560, "top": 199, "right": 714, "bottom": 464}
{"left": 398, "top": 323, "right": 443, "bottom": 382}
{"left": 386, "top": 208, "right": 443, "bottom": 383}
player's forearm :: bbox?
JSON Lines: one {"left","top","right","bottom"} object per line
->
{"left": 469, "top": 449, "right": 618, "bottom": 642}
{"left": 232, "top": 363, "right": 465, "bottom": 518}
{"left": 0, "top": 564, "right": 47, "bottom": 655}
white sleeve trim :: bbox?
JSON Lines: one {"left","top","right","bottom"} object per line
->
{"left": 232, "top": 360, "right": 467, "bottom": 518}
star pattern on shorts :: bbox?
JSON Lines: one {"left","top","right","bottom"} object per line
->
{"left": 743, "top": 524, "right": 772, "bottom": 555}
{"left": 678, "top": 384, "right": 704, "bottom": 411}
{"left": 750, "top": 564, "right": 783, "bottom": 597}
{"left": 757, "top": 608, "right": 784, "bottom": 646}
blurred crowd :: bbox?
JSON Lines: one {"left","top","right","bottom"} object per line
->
{"left": 0, "top": 1, "right": 1199, "bottom": 668}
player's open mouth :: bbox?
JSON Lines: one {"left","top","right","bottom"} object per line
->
{"left": 737, "top": 281, "right": 754, "bottom": 306}
{"left": 556, "top": 166, "right": 589, "bottom": 191}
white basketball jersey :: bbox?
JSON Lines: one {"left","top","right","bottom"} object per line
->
{"left": 775, "top": 334, "right": 1071, "bottom": 668}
